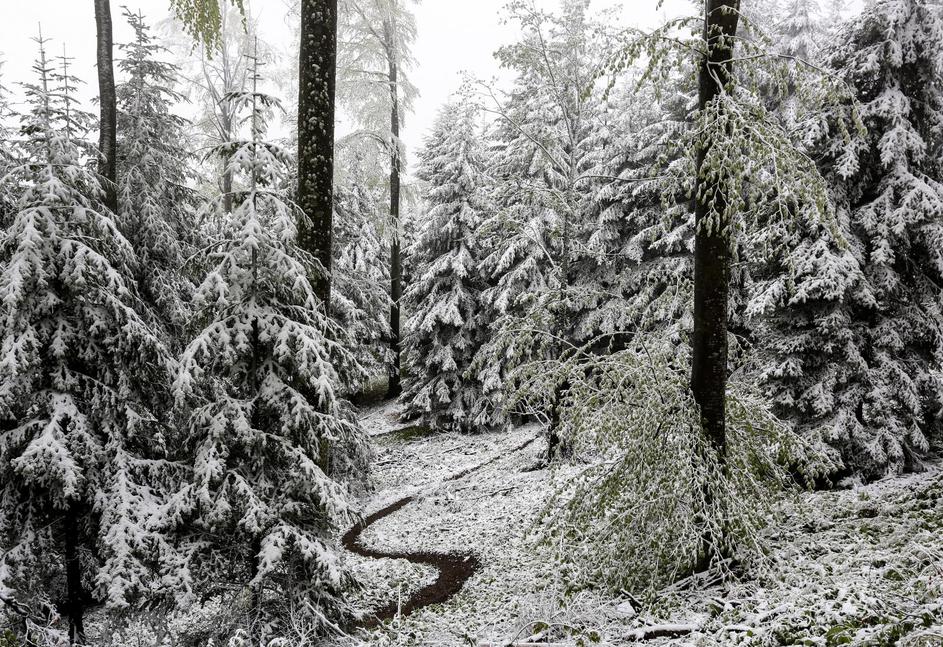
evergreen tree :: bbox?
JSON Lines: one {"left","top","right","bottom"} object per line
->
{"left": 402, "top": 101, "right": 497, "bottom": 433}
{"left": 171, "top": 52, "right": 368, "bottom": 637}
{"left": 116, "top": 9, "right": 197, "bottom": 344}
{"left": 0, "top": 36, "right": 180, "bottom": 643}
{"left": 332, "top": 147, "right": 391, "bottom": 383}
{"left": 338, "top": 0, "right": 419, "bottom": 397}
{"left": 474, "top": 0, "right": 614, "bottom": 449}
{"left": 752, "top": 0, "right": 943, "bottom": 478}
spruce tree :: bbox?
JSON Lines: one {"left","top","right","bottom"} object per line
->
{"left": 171, "top": 52, "right": 368, "bottom": 637}
{"left": 402, "top": 101, "right": 496, "bottom": 433}
{"left": 333, "top": 147, "right": 391, "bottom": 383}
{"left": 116, "top": 9, "right": 197, "bottom": 343}
{"left": 0, "top": 36, "right": 179, "bottom": 643}
{"left": 752, "top": 0, "right": 943, "bottom": 478}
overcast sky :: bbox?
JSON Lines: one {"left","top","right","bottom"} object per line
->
{"left": 1, "top": 0, "right": 702, "bottom": 158}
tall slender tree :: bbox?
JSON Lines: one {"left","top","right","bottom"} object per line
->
{"left": 338, "top": 0, "right": 418, "bottom": 397}
{"left": 297, "top": 0, "right": 338, "bottom": 307}
{"left": 691, "top": 0, "right": 740, "bottom": 473}
{"left": 95, "top": 0, "right": 118, "bottom": 213}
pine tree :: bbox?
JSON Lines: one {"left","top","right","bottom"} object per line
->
{"left": 775, "top": 0, "right": 821, "bottom": 59}
{"left": 752, "top": 0, "right": 943, "bottom": 478}
{"left": 116, "top": 9, "right": 197, "bottom": 343}
{"left": 402, "top": 101, "right": 497, "bottom": 433}
{"left": 0, "top": 35, "right": 180, "bottom": 643}
{"left": 171, "top": 51, "right": 368, "bottom": 637}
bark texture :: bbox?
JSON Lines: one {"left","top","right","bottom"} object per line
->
{"left": 297, "top": 0, "right": 338, "bottom": 307}
{"left": 94, "top": 0, "right": 117, "bottom": 213}
{"left": 386, "top": 18, "right": 403, "bottom": 397}
{"left": 63, "top": 503, "right": 86, "bottom": 645}
{"left": 691, "top": 0, "right": 740, "bottom": 456}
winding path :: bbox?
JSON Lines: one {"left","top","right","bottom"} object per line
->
{"left": 341, "top": 433, "right": 540, "bottom": 629}
{"left": 341, "top": 496, "right": 480, "bottom": 629}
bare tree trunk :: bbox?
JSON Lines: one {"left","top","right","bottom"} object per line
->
{"left": 63, "top": 503, "right": 86, "bottom": 645}
{"left": 94, "top": 0, "right": 117, "bottom": 213}
{"left": 386, "top": 19, "right": 403, "bottom": 398}
{"left": 691, "top": 0, "right": 739, "bottom": 570}
{"left": 297, "top": 0, "right": 338, "bottom": 307}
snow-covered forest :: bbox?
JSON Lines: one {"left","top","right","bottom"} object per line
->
{"left": 1, "top": 0, "right": 942, "bottom": 645}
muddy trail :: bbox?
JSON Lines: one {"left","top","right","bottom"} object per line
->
{"left": 341, "top": 433, "right": 540, "bottom": 630}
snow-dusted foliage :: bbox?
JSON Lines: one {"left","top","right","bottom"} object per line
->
{"left": 337, "top": 0, "right": 418, "bottom": 154}
{"left": 519, "top": 336, "right": 820, "bottom": 597}
{"left": 0, "top": 63, "right": 15, "bottom": 232}
{"left": 473, "top": 0, "right": 616, "bottom": 427}
{"left": 116, "top": 9, "right": 197, "bottom": 344}
{"left": 752, "top": 0, "right": 943, "bottom": 479}
{"left": 332, "top": 147, "right": 391, "bottom": 384}
{"left": 170, "top": 58, "right": 368, "bottom": 637}
{"left": 401, "top": 101, "right": 498, "bottom": 433}
{"left": 0, "top": 36, "right": 181, "bottom": 630}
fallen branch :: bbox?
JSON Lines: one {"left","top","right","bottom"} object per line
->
{"left": 624, "top": 623, "right": 699, "bottom": 640}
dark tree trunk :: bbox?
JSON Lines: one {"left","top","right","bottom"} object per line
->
{"left": 386, "top": 19, "right": 403, "bottom": 398}
{"left": 691, "top": 0, "right": 739, "bottom": 570}
{"left": 297, "top": 0, "right": 338, "bottom": 307}
{"left": 94, "top": 0, "right": 117, "bottom": 214}
{"left": 63, "top": 503, "right": 86, "bottom": 645}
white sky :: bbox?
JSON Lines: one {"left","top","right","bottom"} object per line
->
{"left": 1, "top": 0, "right": 695, "bottom": 159}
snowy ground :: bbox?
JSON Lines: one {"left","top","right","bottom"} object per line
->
{"left": 333, "top": 400, "right": 943, "bottom": 647}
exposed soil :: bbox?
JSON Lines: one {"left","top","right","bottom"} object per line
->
{"left": 341, "top": 496, "right": 480, "bottom": 629}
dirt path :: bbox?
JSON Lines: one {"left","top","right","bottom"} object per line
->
{"left": 341, "top": 433, "right": 540, "bottom": 629}
{"left": 341, "top": 497, "right": 480, "bottom": 629}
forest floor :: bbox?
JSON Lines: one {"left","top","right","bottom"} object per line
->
{"left": 331, "top": 400, "right": 943, "bottom": 647}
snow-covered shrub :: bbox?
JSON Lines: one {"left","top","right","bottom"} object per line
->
{"left": 519, "top": 337, "right": 831, "bottom": 597}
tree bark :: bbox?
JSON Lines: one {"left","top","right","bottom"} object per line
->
{"left": 94, "top": 0, "right": 117, "bottom": 214}
{"left": 63, "top": 503, "right": 86, "bottom": 645}
{"left": 691, "top": 0, "right": 739, "bottom": 570}
{"left": 297, "top": 0, "right": 338, "bottom": 307}
{"left": 386, "top": 18, "right": 403, "bottom": 398}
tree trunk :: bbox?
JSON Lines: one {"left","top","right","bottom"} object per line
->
{"left": 386, "top": 19, "right": 403, "bottom": 398}
{"left": 63, "top": 503, "right": 86, "bottom": 645}
{"left": 297, "top": 0, "right": 338, "bottom": 307}
{"left": 94, "top": 0, "right": 117, "bottom": 214}
{"left": 691, "top": 0, "right": 739, "bottom": 570}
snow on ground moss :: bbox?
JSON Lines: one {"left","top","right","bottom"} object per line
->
{"left": 333, "top": 401, "right": 943, "bottom": 646}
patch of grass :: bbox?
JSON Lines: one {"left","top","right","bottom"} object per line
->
{"left": 389, "top": 424, "right": 435, "bottom": 442}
